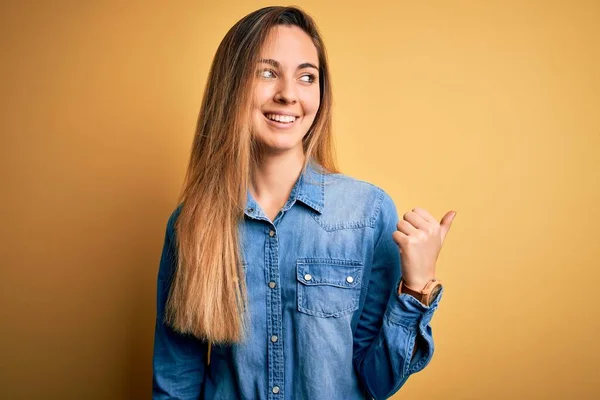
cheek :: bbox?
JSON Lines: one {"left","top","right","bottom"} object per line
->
{"left": 253, "top": 86, "right": 271, "bottom": 107}
{"left": 300, "top": 92, "right": 320, "bottom": 116}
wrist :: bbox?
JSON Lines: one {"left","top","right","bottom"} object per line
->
{"left": 402, "top": 276, "right": 434, "bottom": 291}
{"left": 398, "top": 277, "right": 443, "bottom": 307}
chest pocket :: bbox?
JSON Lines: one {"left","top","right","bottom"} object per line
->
{"left": 296, "top": 258, "right": 363, "bottom": 317}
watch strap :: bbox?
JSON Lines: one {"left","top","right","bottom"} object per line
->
{"left": 399, "top": 278, "right": 443, "bottom": 306}
{"left": 399, "top": 280, "right": 423, "bottom": 303}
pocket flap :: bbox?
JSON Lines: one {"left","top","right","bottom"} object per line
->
{"left": 296, "top": 259, "right": 362, "bottom": 288}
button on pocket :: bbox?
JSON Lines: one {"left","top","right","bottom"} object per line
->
{"left": 296, "top": 258, "right": 363, "bottom": 317}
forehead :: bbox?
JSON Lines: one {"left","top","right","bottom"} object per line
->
{"left": 260, "top": 25, "right": 319, "bottom": 66}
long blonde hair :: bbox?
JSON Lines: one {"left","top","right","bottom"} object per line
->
{"left": 166, "top": 6, "right": 340, "bottom": 344}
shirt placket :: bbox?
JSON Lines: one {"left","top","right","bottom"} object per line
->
{"left": 266, "top": 224, "right": 284, "bottom": 399}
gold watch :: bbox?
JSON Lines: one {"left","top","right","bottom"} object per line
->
{"left": 399, "top": 278, "right": 443, "bottom": 306}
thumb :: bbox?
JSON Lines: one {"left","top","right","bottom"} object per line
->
{"left": 440, "top": 211, "right": 456, "bottom": 243}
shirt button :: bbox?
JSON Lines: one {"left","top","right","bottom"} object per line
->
{"left": 272, "top": 386, "right": 280, "bottom": 394}
{"left": 304, "top": 274, "right": 312, "bottom": 281}
{"left": 346, "top": 276, "right": 354, "bottom": 283}
{"left": 246, "top": 207, "right": 254, "bottom": 213}
{"left": 269, "top": 230, "right": 275, "bottom": 237}
{"left": 271, "top": 335, "right": 278, "bottom": 343}
{"left": 268, "top": 281, "right": 276, "bottom": 289}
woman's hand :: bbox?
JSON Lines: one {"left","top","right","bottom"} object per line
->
{"left": 392, "top": 208, "right": 456, "bottom": 290}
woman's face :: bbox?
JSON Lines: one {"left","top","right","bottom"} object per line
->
{"left": 251, "top": 25, "right": 320, "bottom": 156}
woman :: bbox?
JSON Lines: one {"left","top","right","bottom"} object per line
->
{"left": 152, "top": 5, "right": 455, "bottom": 400}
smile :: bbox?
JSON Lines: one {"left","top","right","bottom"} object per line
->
{"left": 263, "top": 113, "right": 300, "bottom": 129}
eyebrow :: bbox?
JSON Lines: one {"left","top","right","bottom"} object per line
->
{"left": 258, "top": 58, "right": 319, "bottom": 71}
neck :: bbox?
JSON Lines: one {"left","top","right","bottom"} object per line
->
{"left": 250, "top": 150, "right": 307, "bottom": 206}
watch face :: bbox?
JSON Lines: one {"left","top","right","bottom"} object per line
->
{"left": 429, "top": 285, "right": 443, "bottom": 303}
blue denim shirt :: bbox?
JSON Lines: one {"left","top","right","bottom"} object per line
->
{"left": 152, "top": 160, "right": 443, "bottom": 400}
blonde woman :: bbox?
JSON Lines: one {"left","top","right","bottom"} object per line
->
{"left": 152, "top": 6, "right": 455, "bottom": 400}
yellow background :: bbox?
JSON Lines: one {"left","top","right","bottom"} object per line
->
{"left": 1, "top": 1, "right": 598, "bottom": 398}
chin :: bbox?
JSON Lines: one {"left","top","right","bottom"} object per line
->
{"left": 254, "top": 135, "right": 304, "bottom": 154}
{"left": 262, "top": 141, "right": 302, "bottom": 153}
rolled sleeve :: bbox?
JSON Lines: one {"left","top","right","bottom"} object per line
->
{"left": 353, "top": 189, "right": 443, "bottom": 399}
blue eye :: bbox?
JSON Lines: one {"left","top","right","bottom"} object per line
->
{"left": 259, "top": 69, "right": 275, "bottom": 78}
{"left": 257, "top": 69, "right": 317, "bottom": 84}
{"left": 300, "top": 74, "right": 317, "bottom": 83}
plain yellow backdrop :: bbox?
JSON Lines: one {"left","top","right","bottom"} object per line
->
{"left": 1, "top": 1, "right": 598, "bottom": 399}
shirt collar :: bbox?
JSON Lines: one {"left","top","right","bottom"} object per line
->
{"left": 244, "top": 159, "right": 325, "bottom": 218}
{"left": 295, "top": 159, "right": 325, "bottom": 214}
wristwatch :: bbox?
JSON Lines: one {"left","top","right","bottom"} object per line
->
{"left": 399, "top": 278, "right": 443, "bottom": 306}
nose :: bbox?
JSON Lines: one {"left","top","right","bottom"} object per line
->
{"left": 273, "top": 76, "right": 297, "bottom": 104}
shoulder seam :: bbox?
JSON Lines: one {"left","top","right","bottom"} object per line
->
{"left": 370, "top": 187, "right": 387, "bottom": 228}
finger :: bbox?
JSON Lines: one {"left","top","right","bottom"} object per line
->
{"left": 397, "top": 219, "right": 418, "bottom": 236}
{"left": 412, "top": 207, "right": 435, "bottom": 222}
{"left": 392, "top": 230, "right": 408, "bottom": 250}
{"left": 402, "top": 211, "right": 429, "bottom": 230}
{"left": 440, "top": 211, "right": 456, "bottom": 243}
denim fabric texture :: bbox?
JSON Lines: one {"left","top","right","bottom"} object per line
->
{"left": 152, "top": 160, "right": 443, "bottom": 400}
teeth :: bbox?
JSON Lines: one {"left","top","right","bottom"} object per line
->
{"left": 265, "top": 113, "right": 297, "bottom": 123}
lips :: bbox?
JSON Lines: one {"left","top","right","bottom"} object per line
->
{"left": 262, "top": 113, "right": 299, "bottom": 129}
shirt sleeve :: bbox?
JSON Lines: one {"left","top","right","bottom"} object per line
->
{"left": 152, "top": 206, "right": 208, "bottom": 400}
{"left": 352, "top": 190, "right": 444, "bottom": 400}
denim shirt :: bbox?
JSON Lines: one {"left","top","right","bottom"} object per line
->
{"left": 152, "top": 160, "right": 444, "bottom": 400}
